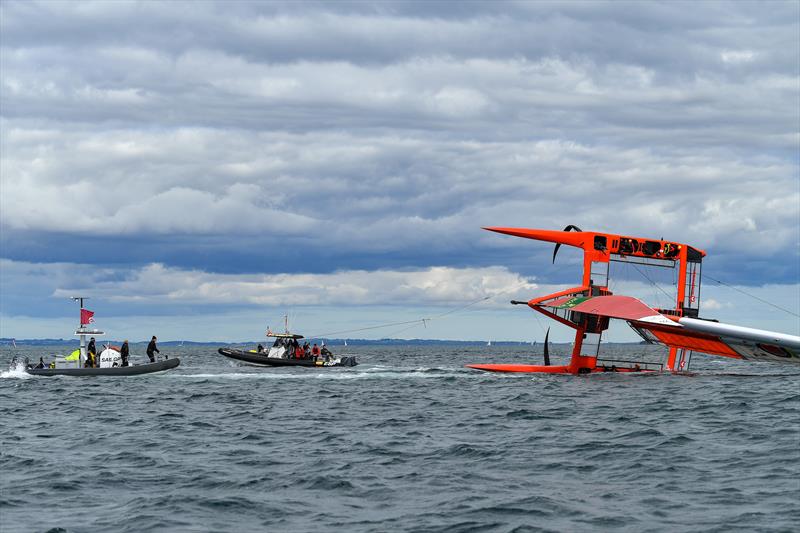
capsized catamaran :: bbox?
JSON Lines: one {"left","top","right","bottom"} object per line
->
{"left": 23, "top": 297, "right": 180, "bottom": 376}
{"left": 467, "top": 226, "right": 800, "bottom": 374}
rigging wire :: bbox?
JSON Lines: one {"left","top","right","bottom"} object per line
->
{"left": 308, "top": 317, "right": 432, "bottom": 339}
{"left": 306, "top": 295, "right": 493, "bottom": 339}
{"left": 704, "top": 275, "right": 800, "bottom": 318}
{"left": 630, "top": 262, "right": 674, "bottom": 302}
{"left": 306, "top": 281, "right": 537, "bottom": 339}
{"left": 531, "top": 309, "right": 548, "bottom": 336}
{"left": 385, "top": 319, "right": 430, "bottom": 338}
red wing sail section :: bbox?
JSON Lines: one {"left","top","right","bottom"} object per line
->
{"left": 540, "top": 295, "right": 678, "bottom": 326}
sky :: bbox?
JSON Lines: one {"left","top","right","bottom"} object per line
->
{"left": 1, "top": 0, "right": 798, "bottom": 343}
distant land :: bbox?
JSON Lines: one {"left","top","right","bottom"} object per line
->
{"left": 0, "top": 338, "right": 643, "bottom": 347}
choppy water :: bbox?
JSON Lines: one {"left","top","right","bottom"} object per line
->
{"left": 1, "top": 344, "right": 799, "bottom": 532}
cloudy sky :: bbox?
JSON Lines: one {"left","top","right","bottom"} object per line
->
{"left": 1, "top": 0, "right": 798, "bottom": 342}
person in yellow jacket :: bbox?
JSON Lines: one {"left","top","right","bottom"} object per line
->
{"left": 85, "top": 337, "right": 97, "bottom": 368}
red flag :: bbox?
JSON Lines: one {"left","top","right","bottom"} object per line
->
{"left": 80, "top": 309, "right": 95, "bottom": 325}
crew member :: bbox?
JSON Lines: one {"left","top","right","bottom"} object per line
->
{"left": 257, "top": 344, "right": 264, "bottom": 353}
{"left": 303, "top": 341, "right": 310, "bottom": 358}
{"left": 295, "top": 344, "right": 304, "bottom": 359}
{"left": 86, "top": 337, "right": 97, "bottom": 368}
{"left": 120, "top": 340, "right": 130, "bottom": 367}
{"left": 146, "top": 336, "right": 160, "bottom": 363}
{"left": 320, "top": 345, "right": 332, "bottom": 362}
{"left": 35, "top": 357, "right": 45, "bottom": 369}
{"left": 311, "top": 343, "right": 321, "bottom": 359}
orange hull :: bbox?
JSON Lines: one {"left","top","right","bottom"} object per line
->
{"left": 466, "top": 363, "right": 652, "bottom": 374}
{"left": 466, "top": 363, "right": 571, "bottom": 373}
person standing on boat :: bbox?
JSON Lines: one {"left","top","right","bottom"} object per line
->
{"left": 86, "top": 337, "right": 97, "bottom": 368}
{"left": 311, "top": 343, "right": 321, "bottom": 360}
{"left": 146, "top": 336, "right": 160, "bottom": 362}
{"left": 120, "top": 340, "right": 130, "bottom": 367}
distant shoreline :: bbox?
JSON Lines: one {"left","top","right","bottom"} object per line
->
{"left": 0, "top": 338, "right": 645, "bottom": 347}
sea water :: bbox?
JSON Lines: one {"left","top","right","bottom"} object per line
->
{"left": 1, "top": 344, "right": 798, "bottom": 532}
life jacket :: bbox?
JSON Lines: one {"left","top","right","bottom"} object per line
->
{"left": 312, "top": 346, "right": 320, "bottom": 356}
{"left": 295, "top": 347, "right": 304, "bottom": 358}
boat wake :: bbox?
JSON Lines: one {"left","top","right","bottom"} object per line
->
{"left": 1, "top": 360, "right": 32, "bottom": 379}
{"left": 176, "top": 367, "right": 466, "bottom": 381}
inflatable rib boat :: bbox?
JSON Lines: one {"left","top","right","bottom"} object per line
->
{"left": 20, "top": 297, "right": 181, "bottom": 377}
{"left": 26, "top": 358, "right": 180, "bottom": 376}
{"left": 218, "top": 347, "right": 356, "bottom": 368}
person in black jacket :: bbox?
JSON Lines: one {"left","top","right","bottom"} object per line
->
{"left": 86, "top": 337, "right": 97, "bottom": 368}
{"left": 146, "top": 336, "right": 159, "bottom": 362}
{"left": 120, "top": 340, "right": 130, "bottom": 367}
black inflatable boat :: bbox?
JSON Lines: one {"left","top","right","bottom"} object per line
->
{"left": 218, "top": 347, "right": 357, "bottom": 368}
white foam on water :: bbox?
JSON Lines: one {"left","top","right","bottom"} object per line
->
{"left": 1, "top": 360, "right": 33, "bottom": 379}
{"left": 174, "top": 369, "right": 463, "bottom": 381}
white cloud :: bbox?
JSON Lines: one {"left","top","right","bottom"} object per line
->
{"left": 721, "top": 50, "right": 756, "bottom": 64}
{"left": 0, "top": 259, "right": 537, "bottom": 307}
{"left": 2, "top": 257, "right": 797, "bottom": 341}
{"left": 701, "top": 298, "right": 729, "bottom": 310}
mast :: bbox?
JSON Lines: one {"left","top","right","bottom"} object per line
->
{"left": 71, "top": 296, "right": 104, "bottom": 367}
{"left": 73, "top": 296, "right": 88, "bottom": 366}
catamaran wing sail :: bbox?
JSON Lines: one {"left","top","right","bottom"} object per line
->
{"left": 539, "top": 295, "right": 800, "bottom": 364}
{"left": 539, "top": 294, "right": 800, "bottom": 365}
{"left": 540, "top": 294, "right": 678, "bottom": 326}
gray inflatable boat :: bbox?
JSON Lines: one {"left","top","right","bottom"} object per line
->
{"left": 26, "top": 358, "right": 180, "bottom": 377}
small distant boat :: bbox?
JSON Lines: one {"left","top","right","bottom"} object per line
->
{"left": 23, "top": 297, "right": 180, "bottom": 377}
{"left": 486, "top": 340, "right": 492, "bottom": 346}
